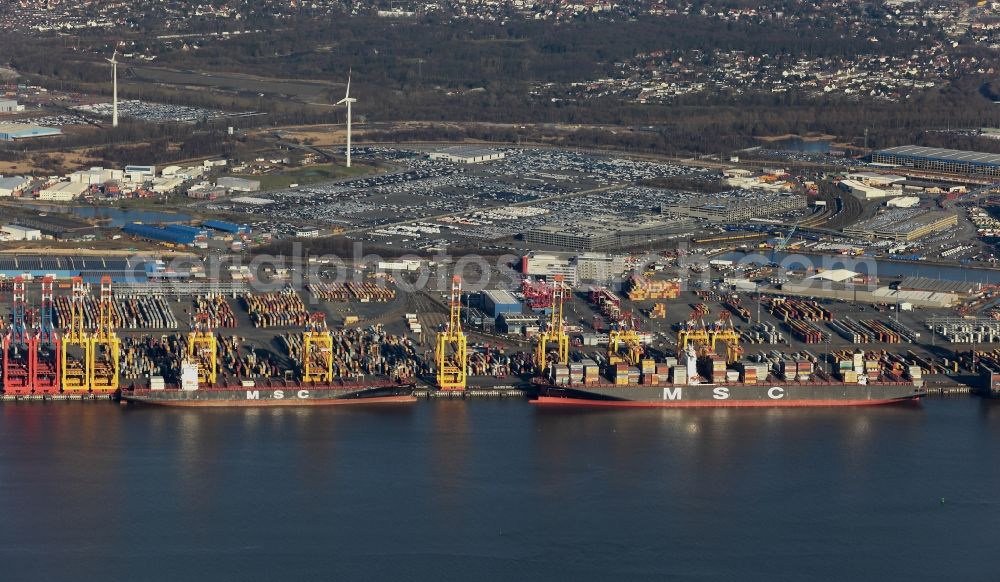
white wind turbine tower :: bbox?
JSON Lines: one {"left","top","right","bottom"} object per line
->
{"left": 107, "top": 44, "right": 120, "bottom": 128}
{"left": 336, "top": 70, "right": 357, "bottom": 167}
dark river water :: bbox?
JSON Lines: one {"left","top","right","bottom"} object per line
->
{"left": 1, "top": 399, "right": 998, "bottom": 581}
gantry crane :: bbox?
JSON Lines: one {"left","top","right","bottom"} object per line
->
{"left": 302, "top": 312, "right": 334, "bottom": 383}
{"left": 708, "top": 311, "right": 743, "bottom": 363}
{"left": 31, "top": 276, "right": 60, "bottom": 394}
{"left": 435, "top": 276, "right": 467, "bottom": 391}
{"left": 677, "top": 309, "right": 711, "bottom": 353}
{"left": 608, "top": 310, "right": 642, "bottom": 366}
{"left": 535, "top": 274, "right": 569, "bottom": 372}
{"left": 88, "top": 276, "right": 120, "bottom": 393}
{"left": 61, "top": 276, "right": 90, "bottom": 393}
{"left": 2, "top": 276, "right": 32, "bottom": 394}
{"left": 187, "top": 311, "right": 218, "bottom": 387}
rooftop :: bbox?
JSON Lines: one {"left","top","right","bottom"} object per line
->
{"left": 877, "top": 145, "right": 1000, "bottom": 166}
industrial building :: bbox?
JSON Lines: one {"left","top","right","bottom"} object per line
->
{"left": 122, "top": 223, "right": 207, "bottom": 246}
{"left": 843, "top": 209, "right": 958, "bottom": 241}
{"left": 482, "top": 290, "right": 522, "bottom": 318}
{"left": 838, "top": 178, "right": 899, "bottom": 200}
{"left": 218, "top": 177, "right": 261, "bottom": 192}
{"left": 521, "top": 251, "right": 627, "bottom": 285}
{"left": 1, "top": 224, "right": 42, "bottom": 241}
{"left": 0, "top": 255, "right": 155, "bottom": 282}
{"left": 124, "top": 165, "right": 156, "bottom": 182}
{"left": 0, "top": 176, "right": 32, "bottom": 197}
{"left": 893, "top": 276, "right": 981, "bottom": 297}
{"left": 69, "top": 167, "right": 124, "bottom": 185}
{"left": 886, "top": 195, "right": 921, "bottom": 208}
{"left": 428, "top": 147, "right": 506, "bottom": 164}
{"left": 0, "top": 123, "right": 62, "bottom": 141}
{"left": 496, "top": 312, "right": 540, "bottom": 335}
{"left": 202, "top": 220, "right": 251, "bottom": 235}
{"left": 776, "top": 281, "right": 958, "bottom": 308}
{"left": 0, "top": 99, "right": 23, "bottom": 113}
{"left": 38, "top": 181, "right": 88, "bottom": 201}
{"left": 13, "top": 214, "right": 99, "bottom": 240}
{"left": 872, "top": 146, "right": 1000, "bottom": 178}
{"left": 662, "top": 192, "right": 805, "bottom": 222}
{"left": 524, "top": 219, "right": 688, "bottom": 251}
{"left": 844, "top": 172, "right": 907, "bottom": 187}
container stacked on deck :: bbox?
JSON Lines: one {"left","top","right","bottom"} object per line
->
{"left": 241, "top": 291, "right": 309, "bottom": 328}
{"left": 582, "top": 359, "right": 600, "bottom": 385}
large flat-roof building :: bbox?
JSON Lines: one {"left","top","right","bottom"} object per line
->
{"left": 662, "top": 192, "right": 806, "bottom": 222}
{"left": 521, "top": 251, "right": 627, "bottom": 285}
{"left": 0, "top": 176, "right": 32, "bottom": 197}
{"left": 38, "top": 181, "right": 88, "bottom": 201}
{"left": 0, "top": 123, "right": 62, "bottom": 141}
{"left": 843, "top": 209, "right": 957, "bottom": 241}
{"left": 872, "top": 146, "right": 1000, "bottom": 178}
{"left": 217, "top": 176, "right": 261, "bottom": 192}
{"left": 429, "top": 146, "right": 506, "bottom": 164}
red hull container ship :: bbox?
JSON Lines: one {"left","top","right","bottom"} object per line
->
{"left": 531, "top": 349, "right": 926, "bottom": 408}
{"left": 121, "top": 379, "right": 417, "bottom": 407}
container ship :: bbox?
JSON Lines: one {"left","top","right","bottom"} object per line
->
{"left": 120, "top": 378, "right": 417, "bottom": 407}
{"left": 532, "top": 346, "right": 926, "bottom": 408}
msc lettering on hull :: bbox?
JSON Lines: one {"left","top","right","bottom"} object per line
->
{"left": 246, "top": 390, "right": 311, "bottom": 400}
{"left": 662, "top": 386, "right": 788, "bottom": 401}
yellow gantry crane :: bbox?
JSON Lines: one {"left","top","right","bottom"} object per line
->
{"left": 302, "top": 312, "right": 334, "bottom": 383}
{"left": 708, "top": 311, "right": 743, "bottom": 363}
{"left": 608, "top": 311, "right": 642, "bottom": 366}
{"left": 677, "top": 309, "right": 711, "bottom": 353}
{"left": 61, "top": 276, "right": 90, "bottom": 393}
{"left": 436, "top": 276, "right": 467, "bottom": 391}
{"left": 187, "top": 311, "right": 218, "bottom": 387}
{"left": 88, "top": 276, "right": 121, "bottom": 393}
{"left": 535, "top": 274, "right": 569, "bottom": 372}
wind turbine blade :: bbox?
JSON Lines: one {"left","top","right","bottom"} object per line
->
{"left": 335, "top": 97, "right": 347, "bottom": 105}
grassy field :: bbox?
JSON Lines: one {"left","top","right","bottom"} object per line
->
{"left": 236, "top": 163, "right": 375, "bottom": 191}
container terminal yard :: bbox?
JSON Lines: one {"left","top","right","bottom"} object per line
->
{"left": 0, "top": 255, "right": 997, "bottom": 405}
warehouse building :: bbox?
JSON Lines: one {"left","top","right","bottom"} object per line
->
{"left": 0, "top": 123, "right": 62, "bottom": 141}
{"left": 122, "top": 223, "right": 204, "bottom": 245}
{"left": 124, "top": 165, "right": 156, "bottom": 182}
{"left": 1, "top": 224, "right": 42, "bottom": 241}
{"left": 843, "top": 209, "right": 957, "bottom": 241}
{"left": 0, "top": 99, "right": 23, "bottom": 113}
{"left": 838, "top": 179, "right": 898, "bottom": 200}
{"left": 429, "top": 147, "right": 506, "bottom": 164}
{"left": 202, "top": 220, "right": 251, "bottom": 235}
{"left": 69, "top": 167, "right": 124, "bottom": 185}
{"left": 521, "top": 251, "right": 627, "bottom": 285}
{"left": 777, "top": 281, "right": 958, "bottom": 308}
{"left": 13, "top": 214, "right": 99, "bottom": 240}
{"left": 38, "top": 181, "right": 88, "bottom": 201}
{"left": 872, "top": 146, "right": 1000, "bottom": 178}
{"left": 0, "top": 255, "right": 154, "bottom": 282}
{"left": 482, "top": 290, "right": 522, "bottom": 318}
{"left": 0, "top": 176, "right": 32, "bottom": 197}
{"left": 218, "top": 177, "right": 261, "bottom": 192}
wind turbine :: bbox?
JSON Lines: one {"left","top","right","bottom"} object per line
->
{"left": 107, "top": 44, "right": 120, "bottom": 128}
{"left": 336, "top": 70, "right": 357, "bottom": 167}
